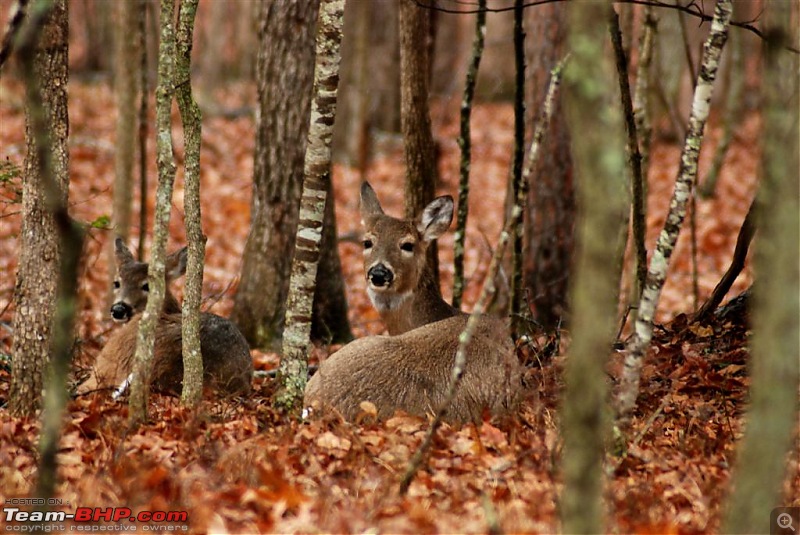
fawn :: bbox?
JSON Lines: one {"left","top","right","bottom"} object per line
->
{"left": 304, "top": 182, "right": 521, "bottom": 423}
{"left": 77, "top": 238, "right": 253, "bottom": 396}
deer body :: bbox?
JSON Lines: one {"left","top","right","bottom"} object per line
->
{"left": 305, "top": 183, "right": 521, "bottom": 423}
{"left": 78, "top": 239, "right": 253, "bottom": 396}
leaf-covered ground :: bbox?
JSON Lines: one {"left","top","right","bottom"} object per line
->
{"left": 1, "top": 79, "right": 797, "bottom": 533}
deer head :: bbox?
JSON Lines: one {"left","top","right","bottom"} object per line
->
{"left": 359, "top": 182, "right": 458, "bottom": 334}
{"left": 109, "top": 238, "right": 187, "bottom": 323}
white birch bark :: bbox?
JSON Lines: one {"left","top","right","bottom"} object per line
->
{"left": 615, "top": 0, "right": 733, "bottom": 430}
{"left": 276, "top": 0, "right": 346, "bottom": 413}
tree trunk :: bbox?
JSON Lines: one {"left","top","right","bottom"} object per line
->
{"left": 232, "top": 0, "right": 350, "bottom": 350}
{"left": 232, "top": 0, "right": 318, "bottom": 350}
{"left": 129, "top": 0, "right": 178, "bottom": 425}
{"left": 174, "top": 0, "right": 204, "bottom": 406}
{"left": 276, "top": 0, "right": 346, "bottom": 414}
{"left": 451, "top": 0, "right": 486, "bottom": 310}
{"left": 522, "top": 2, "right": 575, "bottom": 330}
{"left": 370, "top": 1, "right": 401, "bottom": 134}
{"left": 616, "top": 0, "right": 732, "bottom": 431}
{"left": 15, "top": 0, "right": 84, "bottom": 502}
{"left": 109, "top": 0, "right": 140, "bottom": 304}
{"left": 398, "top": 0, "right": 440, "bottom": 287}
{"left": 10, "top": 0, "right": 70, "bottom": 418}
{"left": 331, "top": 0, "right": 369, "bottom": 166}
{"left": 509, "top": 0, "right": 526, "bottom": 339}
{"left": 311, "top": 178, "right": 352, "bottom": 345}
{"left": 721, "top": 4, "right": 799, "bottom": 531}
{"left": 111, "top": 0, "right": 139, "bottom": 242}
{"left": 560, "top": 3, "right": 628, "bottom": 533}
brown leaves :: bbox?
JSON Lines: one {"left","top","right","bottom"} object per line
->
{"left": 0, "top": 66, "right": 795, "bottom": 533}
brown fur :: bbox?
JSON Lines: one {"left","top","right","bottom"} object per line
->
{"left": 305, "top": 315, "right": 521, "bottom": 423}
{"left": 304, "top": 183, "right": 522, "bottom": 423}
{"left": 77, "top": 239, "right": 253, "bottom": 396}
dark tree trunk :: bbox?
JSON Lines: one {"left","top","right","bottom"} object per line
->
{"left": 10, "top": 0, "right": 70, "bottom": 418}
{"left": 232, "top": 0, "right": 318, "bottom": 350}
{"left": 232, "top": 0, "right": 350, "bottom": 350}
{"left": 522, "top": 3, "right": 575, "bottom": 330}
{"left": 370, "top": 1, "right": 401, "bottom": 134}
{"left": 399, "top": 0, "right": 440, "bottom": 289}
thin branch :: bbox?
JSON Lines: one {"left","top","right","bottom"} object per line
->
{"left": 509, "top": 0, "right": 526, "bottom": 340}
{"left": 694, "top": 195, "right": 756, "bottom": 321}
{"left": 412, "top": 0, "right": 799, "bottom": 54}
{"left": 609, "top": 7, "right": 647, "bottom": 301}
{"left": 452, "top": 0, "right": 486, "bottom": 310}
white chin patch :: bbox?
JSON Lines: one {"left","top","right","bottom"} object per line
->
{"left": 367, "top": 287, "right": 411, "bottom": 312}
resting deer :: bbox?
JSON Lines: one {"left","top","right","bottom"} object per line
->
{"left": 304, "top": 182, "right": 521, "bottom": 423}
{"left": 77, "top": 239, "right": 253, "bottom": 396}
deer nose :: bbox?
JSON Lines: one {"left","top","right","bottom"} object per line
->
{"left": 110, "top": 302, "right": 133, "bottom": 323}
{"left": 368, "top": 264, "right": 394, "bottom": 288}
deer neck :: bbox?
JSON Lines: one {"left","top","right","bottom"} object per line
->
{"left": 372, "top": 267, "right": 460, "bottom": 336}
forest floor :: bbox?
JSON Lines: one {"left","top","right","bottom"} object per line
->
{"left": 1, "top": 79, "right": 797, "bottom": 533}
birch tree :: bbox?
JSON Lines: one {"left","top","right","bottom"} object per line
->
{"left": 276, "top": 0, "right": 345, "bottom": 413}
{"left": 129, "top": 0, "right": 178, "bottom": 425}
{"left": 232, "top": 0, "right": 351, "bottom": 350}
{"left": 615, "top": 0, "right": 732, "bottom": 432}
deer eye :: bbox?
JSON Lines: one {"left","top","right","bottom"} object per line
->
{"left": 113, "top": 281, "right": 120, "bottom": 289}
{"left": 400, "top": 242, "right": 414, "bottom": 252}
{"left": 141, "top": 283, "right": 149, "bottom": 292}
{"left": 363, "top": 239, "right": 373, "bottom": 250}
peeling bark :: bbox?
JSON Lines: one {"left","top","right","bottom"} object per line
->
{"left": 615, "top": 0, "right": 733, "bottom": 431}
{"left": 276, "top": 0, "right": 345, "bottom": 414}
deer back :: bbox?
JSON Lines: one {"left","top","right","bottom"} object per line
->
{"left": 305, "top": 315, "right": 521, "bottom": 423}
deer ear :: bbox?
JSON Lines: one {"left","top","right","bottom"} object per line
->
{"left": 166, "top": 247, "right": 188, "bottom": 281}
{"left": 418, "top": 196, "right": 454, "bottom": 242}
{"left": 114, "top": 237, "right": 135, "bottom": 267}
{"left": 360, "top": 182, "right": 384, "bottom": 222}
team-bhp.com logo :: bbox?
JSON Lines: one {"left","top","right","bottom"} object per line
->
{"left": 3, "top": 501, "right": 189, "bottom": 532}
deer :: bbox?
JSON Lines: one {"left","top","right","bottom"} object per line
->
{"left": 77, "top": 238, "right": 253, "bottom": 397}
{"left": 304, "top": 182, "right": 521, "bottom": 423}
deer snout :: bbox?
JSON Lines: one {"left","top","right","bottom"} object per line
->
{"left": 110, "top": 302, "right": 133, "bottom": 323}
{"left": 367, "top": 263, "right": 394, "bottom": 288}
